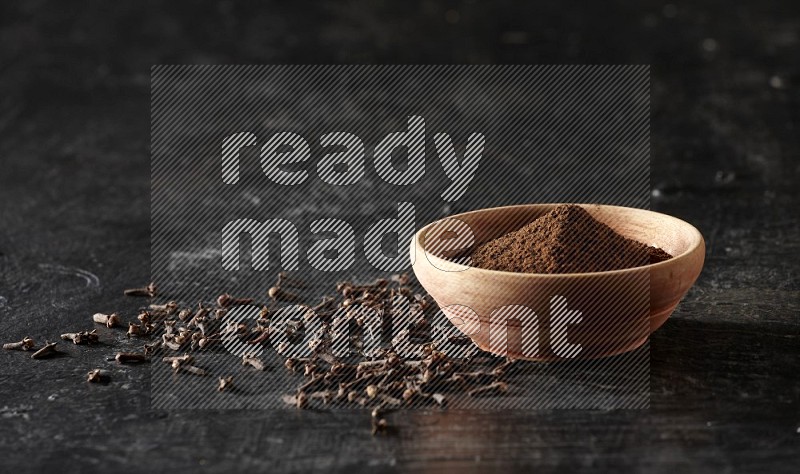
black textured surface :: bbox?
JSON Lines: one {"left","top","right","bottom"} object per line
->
{"left": 0, "top": 1, "right": 799, "bottom": 472}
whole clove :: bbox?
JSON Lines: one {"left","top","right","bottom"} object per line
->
{"left": 123, "top": 282, "right": 158, "bottom": 298}
{"left": 216, "top": 293, "right": 254, "bottom": 308}
{"left": 164, "top": 354, "right": 204, "bottom": 374}
{"left": 31, "top": 342, "right": 59, "bottom": 359}
{"left": 246, "top": 327, "right": 269, "bottom": 345}
{"left": 163, "top": 354, "right": 193, "bottom": 366}
{"left": 162, "top": 339, "right": 182, "bottom": 351}
{"left": 61, "top": 329, "right": 99, "bottom": 345}
{"left": 284, "top": 357, "right": 313, "bottom": 373}
{"left": 137, "top": 311, "right": 151, "bottom": 325}
{"left": 451, "top": 370, "right": 496, "bottom": 386}
{"left": 86, "top": 369, "right": 108, "bottom": 383}
{"left": 303, "top": 362, "right": 317, "bottom": 378}
{"left": 143, "top": 341, "right": 162, "bottom": 356}
{"left": 127, "top": 323, "right": 144, "bottom": 338}
{"left": 3, "top": 337, "right": 35, "bottom": 351}
{"left": 431, "top": 393, "right": 446, "bottom": 406}
{"left": 371, "top": 406, "right": 390, "bottom": 436}
{"left": 177, "top": 364, "right": 207, "bottom": 376}
{"left": 163, "top": 319, "right": 176, "bottom": 336}
{"left": 276, "top": 271, "right": 306, "bottom": 288}
{"left": 295, "top": 391, "right": 308, "bottom": 409}
{"left": 177, "top": 308, "right": 193, "bottom": 322}
{"left": 149, "top": 301, "right": 178, "bottom": 315}
{"left": 92, "top": 313, "right": 120, "bottom": 328}
{"left": 296, "top": 374, "right": 327, "bottom": 394}
{"left": 114, "top": 352, "right": 147, "bottom": 364}
{"left": 378, "top": 394, "right": 403, "bottom": 407}
{"left": 218, "top": 376, "right": 234, "bottom": 392}
{"left": 198, "top": 336, "right": 221, "bottom": 349}
{"left": 268, "top": 286, "right": 299, "bottom": 303}
{"left": 281, "top": 394, "right": 299, "bottom": 406}
{"left": 391, "top": 273, "right": 410, "bottom": 285}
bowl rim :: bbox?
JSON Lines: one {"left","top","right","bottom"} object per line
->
{"left": 413, "top": 203, "right": 705, "bottom": 279}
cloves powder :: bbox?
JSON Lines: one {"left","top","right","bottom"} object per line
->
{"left": 470, "top": 204, "right": 672, "bottom": 274}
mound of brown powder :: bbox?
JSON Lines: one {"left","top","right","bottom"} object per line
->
{"left": 470, "top": 204, "right": 672, "bottom": 274}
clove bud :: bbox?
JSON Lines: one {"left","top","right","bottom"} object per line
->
{"left": 268, "top": 286, "right": 300, "bottom": 303}
{"left": 276, "top": 271, "right": 306, "bottom": 288}
{"left": 114, "top": 352, "right": 147, "bottom": 363}
{"left": 216, "top": 293, "right": 254, "bottom": 308}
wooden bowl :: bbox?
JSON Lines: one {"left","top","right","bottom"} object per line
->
{"left": 411, "top": 204, "right": 705, "bottom": 361}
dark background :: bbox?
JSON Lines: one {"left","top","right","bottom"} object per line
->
{"left": 0, "top": 1, "right": 798, "bottom": 472}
